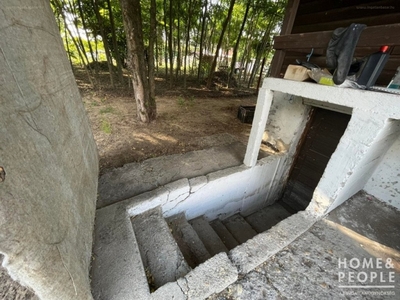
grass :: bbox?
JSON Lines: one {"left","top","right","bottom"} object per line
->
{"left": 101, "top": 119, "right": 112, "bottom": 134}
{"left": 100, "top": 106, "right": 115, "bottom": 114}
{"left": 177, "top": 96, "right": 195, "bottom": 108}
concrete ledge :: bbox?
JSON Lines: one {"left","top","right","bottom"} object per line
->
{"left": 151, "top": 282, "right": 186, "bottom": 300}
{"left": 91, "top": 204, "right": 150, "bottom": 300}
{"left": 177, "top": 253, "right": 238, "bottom": 300}
{"left": 229, "top": 211, "right": 318, "bottom": 274}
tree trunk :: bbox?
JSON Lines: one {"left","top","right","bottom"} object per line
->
{"left": 107, "top": 0, "right": 124, "bottom": 84}
{"left": 149, "top": 0, "right": 157, "bottom": 100}
{"left": 197, "top": 0, "right": 208, "bottom": 81}
{"left": 228, "top": 0, "right": 251, "bottom": 87}
{"left": 248, "top": 15, "right": 276, "bottom": 88}
{"left": 119, "top": 0, "right": 157, "bottom": 123}
{"left": 175, "top": 0, "right": 181, "bottom": 80}
{"left": 183, "top": 0, "right": 193, "bottom": 88}
{"left": 77, "top": 0, "right": 97, "bottom": 65}
{"left": 91, "top": 0, "right": 115, "bottom": 88}
{"left": 168, "top": 0, "right": 174, "bottom": 87}
{"left": 206, "top": 0, "right": 236, "bottom": 89}
{"left": 163, "top": 0, "right": 168, "bottom": 77}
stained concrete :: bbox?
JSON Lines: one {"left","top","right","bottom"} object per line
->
{"left": 209, "top": 192, "right": 400, "bottom": 300}
{"left": 190, "top": 217, "right": 229, "bottom": 255}
{"left": 223, "top": 215, "right": 258, "bottom": 244}
{"left": 245, "top": 202, "right": 292, "bottom": 233}
{"left": 98, "top": 139, "right": 247, "bottom": 208}
{"left": 1, "top": 1, "right": 98, "bottom": 299}
{"left": 210, "top": 220, "right": 240, "bottom": 250}
{"left": 167, "top": 213, "right": 211, "bottom": 269}
{"left": 131, "top": 208, "right": 191, "bottom": 289}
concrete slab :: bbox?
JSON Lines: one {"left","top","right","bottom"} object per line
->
{"left": 177, "top": 253, "right": 238, "bottom": 300}
{"left": 189, "top": 217, "right": 229, "bottom": 256}
{"left": 167, "top": 213, "right": 211, "bottom": 269}
{"left": 223, "top": 214, "right": 258, "bottom": 244}
{"left": 0, "top": 255, "right": 38, "bottom": 300}
{"left": 97, "top": 141, "right": 247, "bottom": 208}
{"left": 210, "top": 192, "right": 400, "bottom": 300}
{"left": 210, "top": 220, "right": 239, "bottom": 250}
{"left": 131, "top": 207, "right": 191, "bottom": 290}
{"left": 91, "top": 203, "right": 150, "bottom": 300}
{"left": 245, "top": 202, "right": 292, "bottom": 233}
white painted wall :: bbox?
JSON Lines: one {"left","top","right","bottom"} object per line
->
{"left": 126, "top": 155, "right": 287, "bottom": 221}
{"left": 364, "top": 132, "right": 400, "bottom": 209}
{"left": 254, "top": 78, "right": 400, "bottom": 216}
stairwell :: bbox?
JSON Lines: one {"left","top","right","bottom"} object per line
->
{"left": 165, "top": 202, "right": 293, "bottom": 272}
{"left": 91, "top": 199, "right": 300, "bottom": 299}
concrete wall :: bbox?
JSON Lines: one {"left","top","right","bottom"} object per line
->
{"left": 0, "top": 1, "right": 98, "bottom": 299}
{"left": 364, "top": 132, "right": 400, "bottom": 209}
{"left": 126, "top": 155, "right": 286, "bottom": 221}
{"left": 309, "top": 113, "right": 400, "bottom": 214}
{"left": 252, "top": 78, "right": 400, "bottom": 216}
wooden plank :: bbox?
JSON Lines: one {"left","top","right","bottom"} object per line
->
{"left": 274, "top": 23, "right": 400, "bottom": 50}
{"left": 296, "top": 0, "right": 380, "bottom": 16}
{"left": 294, "top": 0, "right": 398, "bottom": 27}
{"left": 292, "top": 13, "right": 400, "bottom": 34}
{"left": 269, "top": 0, "right": 299, "bottom": 78}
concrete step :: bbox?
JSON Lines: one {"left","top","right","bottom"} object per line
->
{"left": 167, "top": 213, "right": 211, "bottom": 269}
{"left": 189, "top": 216, "right": 229, "bottom": 256}
{"left": 223, "top": 214, "right": 258, "bottom": 244}
{"left": 245, "top": 202, "right": 293, "bottom": 233}
{"left": 210, "top": 219, "right": 239, "bottom": 250}
{"left": 130, "top": 207, "right": 191, "bottom": 290}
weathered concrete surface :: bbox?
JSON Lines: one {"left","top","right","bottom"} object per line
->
{"left": 0, "top": 1, "right": 98, "bottom": 299}
{"left": 132, "top": 208, "right": 191, "bottom": 289}
{"left": 98, "top": 140, "right": 255, "bottom": 208}
{"left": 0, "top": 255, "right": 38, "bottom": 300}
{"left": 190, "top": 217, "right": 229, "bottom": 256}
{"left": 365, "top": 133, "right": 400, "bottom": 209}
{"left": 177, "top": 253, "right": 238, "bottom": 300}
{"left": 91, "top": 203, "right": 149, "bottom": 300}
{"left": 245, "top": 202, "right": 292, "bottom": 233}
{"left": 209, "top": 192, "right": 400, "bottom": 300}
{"left": 167, "top": 213, "right": 211, "bottom": 269}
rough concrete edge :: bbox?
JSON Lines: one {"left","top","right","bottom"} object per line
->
{"left": 176, "top": 252, "right": 238, "bottom": 300}
{"left": 229, "top": 211, "right": 319, "bottom": 275}
{"left": 90, "top": 204, "right": 150, "bottom": 300}
{"left": 100, "top": 154, "right": 283, "bottom": 219}
{"left": 150, "top": 281, "right": 186, "bottom": 300}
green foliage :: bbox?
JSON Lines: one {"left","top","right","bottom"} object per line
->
{"left": 177, "top": 95, "right": 195, "bottom": 108}
{"left": 100, "top": 106, "right": 115, "bottom": 114}
{"left": 51, "top": 0, "right": 287, "bottom": 86}
{"left": 101, "top": 119, "right": 112, "bottom": 134}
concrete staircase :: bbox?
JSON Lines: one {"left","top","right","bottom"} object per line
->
{"left": 91, "top": 201, "right": 293, "bottom": 299}
{"left": 165, "top": 202, "right": 292, "bottom": 270}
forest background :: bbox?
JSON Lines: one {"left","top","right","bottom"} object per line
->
{"left": 49, "top": 0, "right": 287, "bottom": 173}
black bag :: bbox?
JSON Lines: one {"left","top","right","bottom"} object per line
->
{"left": 326, "top": 23, "right": 366, "bottom": 85}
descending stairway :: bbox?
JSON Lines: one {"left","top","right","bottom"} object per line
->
{"left": 91, "top": 201, "right": 293, "bottom": 298}
{"left": 138, "top": 202, "right": 293, "bottom": 289}
{"left": 174, "top": 201, "right": 292, "bottom": 256}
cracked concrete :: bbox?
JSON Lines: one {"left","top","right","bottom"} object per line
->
{"left": 97, "top": 137, "right": 270, "bottom": 209}
{"left": 208, "top": 192, "right": 400, "bottom": 300}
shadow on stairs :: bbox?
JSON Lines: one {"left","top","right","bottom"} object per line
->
{"left": 131, "top": 202, "right": 293, "bottom": 292}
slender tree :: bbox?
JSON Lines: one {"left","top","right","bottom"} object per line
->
{"left": 119, "top": 0, "right": 157, "bottom": 122}
{"left": 228, "top": 0, "right": 251, "bottom": 87}
{"left": 206, "top": 0, "right": 236, "bottom": 89}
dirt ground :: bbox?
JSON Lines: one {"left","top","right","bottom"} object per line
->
{"left": 76, "top": 67, "right": 259, "bottom": 175}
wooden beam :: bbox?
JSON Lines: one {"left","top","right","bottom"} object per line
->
{"left": 269, "top": 0, "right": 300, "bottom": 78}
{"left": 274, "top": 23, "right": 400, "bottom": 50}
